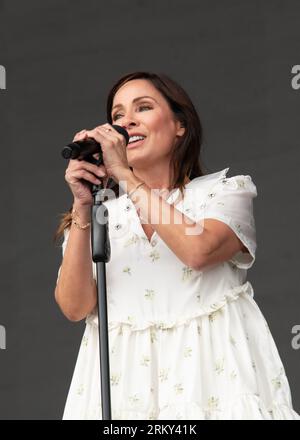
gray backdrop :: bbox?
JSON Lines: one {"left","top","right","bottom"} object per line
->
{"left": 0, "top": 0, "right": 299, "bottom": 419}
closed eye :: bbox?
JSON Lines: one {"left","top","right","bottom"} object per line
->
{"left": 112, "top": 105, "right": 152, "bottom": 121}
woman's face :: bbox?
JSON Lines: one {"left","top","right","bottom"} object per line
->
{"left": 111, "top": 79, "right": 185, "bottom": 168}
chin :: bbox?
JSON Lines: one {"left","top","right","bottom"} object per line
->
{"left": 127, "top": 157, "right": 148, "bottom": 169}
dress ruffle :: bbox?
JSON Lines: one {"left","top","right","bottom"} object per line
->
{"left": 156, "top": 394, "right": 300, "bottom": 420}
{"left": 85, "top": 281, "right": 254, "bottom": 331}
{"left": 66, "top": 393, "right": 300, "bottom": 420}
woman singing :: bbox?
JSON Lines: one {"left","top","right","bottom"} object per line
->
{"left": 54, "top": 71, "right": 300, "bottom": 420}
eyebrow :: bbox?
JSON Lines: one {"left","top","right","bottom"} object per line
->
{"left": 112, "top": 95, "right": 158, "bottom": 111}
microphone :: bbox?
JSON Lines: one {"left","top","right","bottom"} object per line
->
{"left": 61, "top": 125, "right": 130, "bottom": 163}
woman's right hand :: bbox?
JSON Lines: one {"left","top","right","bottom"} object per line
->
{"left": 65, "top": 129, "right": 108, "bottom": 206}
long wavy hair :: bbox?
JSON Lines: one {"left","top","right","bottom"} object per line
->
{"left": 53, "top": 71, "right": 208, "bottom": 243}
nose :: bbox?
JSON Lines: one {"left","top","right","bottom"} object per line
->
{"left": 118, "top": 112, "right": 138, "bottom": 131}
{"left": 121, "top": 119, "right": 137, "bottom": 131}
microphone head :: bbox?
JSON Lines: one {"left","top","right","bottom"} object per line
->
{"left": 61, "top": 143, "right": 81, "bottom": 159}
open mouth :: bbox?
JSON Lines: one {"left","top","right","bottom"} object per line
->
{"left": 127, "top": 137, "right": 146, "bottom": 149}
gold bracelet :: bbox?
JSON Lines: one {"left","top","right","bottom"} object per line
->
{"left": 71, "top": 208, "right": 91, "bottom": 230}
{"left": 127, "top": 181, "right": 145, "bottom": 200}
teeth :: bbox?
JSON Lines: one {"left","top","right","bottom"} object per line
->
{"left": 129, "top": 135, "right": 145, "bottom": 144}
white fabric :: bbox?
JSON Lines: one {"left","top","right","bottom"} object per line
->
{"left": 59, "top": 167, "right": 300, "bottom": 420}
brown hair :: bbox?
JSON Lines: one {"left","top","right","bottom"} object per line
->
{"left": 53, "top": 71, "right": 208, "bottom": 244}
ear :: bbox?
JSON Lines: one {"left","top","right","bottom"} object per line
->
{"left": 175, "top": 120, "right": 185, "bottom": 137}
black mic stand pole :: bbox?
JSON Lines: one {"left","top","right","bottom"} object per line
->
{"left": 91, "top": 174, "right": 112, "bottom": 420}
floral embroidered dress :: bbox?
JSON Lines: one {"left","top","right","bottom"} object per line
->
{"left": 58, "top": 167, "right": 300, "bottom": 420}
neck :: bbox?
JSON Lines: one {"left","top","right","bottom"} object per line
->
{"left": 132, "top": 171, "right": 170, "bottom": 191}
{"left": 131, "top": 166, "right": 190, "bottom": 192}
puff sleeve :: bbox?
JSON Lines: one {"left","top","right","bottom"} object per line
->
{"left": 56, "top": 227, "right": 97, "bottom": 284}
{"left": 198, "top": 174, "right": 258, "bottom": 269}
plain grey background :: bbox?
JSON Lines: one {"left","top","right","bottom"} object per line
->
{"left": 0, "top": 0, "right": 299, "bottom": 419}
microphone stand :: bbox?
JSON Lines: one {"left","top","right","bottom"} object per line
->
{"left": 89, "top": 154, "right": 112, "bottom": 420}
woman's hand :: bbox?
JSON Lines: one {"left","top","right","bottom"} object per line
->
{"left": 84, "top": 123, "right": 131, "bottom": 182}
{"left": 65, "top": 129, "right": 109, "bottom": 207}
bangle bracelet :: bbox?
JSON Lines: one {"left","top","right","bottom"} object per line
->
{"left": 71, "top": 208, "right": 91, "bottom": 230}
{"left": 128, "top": 181, "right": 145, "bottom": 200}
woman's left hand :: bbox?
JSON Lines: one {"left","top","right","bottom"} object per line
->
{"left": 85, "top": 123, "right": 131, "bottom": 182}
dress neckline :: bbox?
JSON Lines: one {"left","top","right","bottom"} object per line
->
{"left": 124, "top": 167, "right": 230, "bottom": 246}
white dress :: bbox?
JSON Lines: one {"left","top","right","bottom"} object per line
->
{"left": 58, "top": 167, "right": 300, "bottom": 420}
